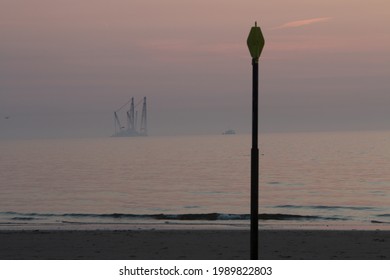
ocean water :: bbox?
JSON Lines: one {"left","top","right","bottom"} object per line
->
{"left": 1, "top": 131, "right": 389, "bottom": 230}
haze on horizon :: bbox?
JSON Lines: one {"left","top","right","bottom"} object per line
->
{"left": 1, "top": 0, "right": 390, "bottom": 139}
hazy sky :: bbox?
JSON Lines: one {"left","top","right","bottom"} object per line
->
{"left": 1, "top": 0, "right": 390, "bottom": 138}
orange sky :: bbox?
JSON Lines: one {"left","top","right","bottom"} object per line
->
{"left": 1, "top": 0, "right": 390, "bottom": 138}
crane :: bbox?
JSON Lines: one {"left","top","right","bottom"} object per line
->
{"left": 112, "top": 97, "right": 147, "bottom": 137}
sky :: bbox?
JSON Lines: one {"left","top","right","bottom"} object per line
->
{"left": 1, "top": 0, "right": 390, "bottom": 139}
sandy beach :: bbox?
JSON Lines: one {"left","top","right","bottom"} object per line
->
{"left": 0, "top": 230, "right": 389, "bottom": 260}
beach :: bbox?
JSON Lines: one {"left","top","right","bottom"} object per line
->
{"left": 0, "top": 230, "right": 389, "bottom": 260}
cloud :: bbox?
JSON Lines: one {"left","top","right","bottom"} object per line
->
{"left": 274, "top": 17, "right": 332, "bottom": 29}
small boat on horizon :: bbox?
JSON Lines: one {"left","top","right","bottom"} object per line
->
{"left": 222, "top": 129, "right": 236, "bottom": 135}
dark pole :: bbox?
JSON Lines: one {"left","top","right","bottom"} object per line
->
{"left": 247, "top": 21, "right": 264, "bottom": 260}
{"left": 250, "top": 57, "right": 259, "bottom": 260}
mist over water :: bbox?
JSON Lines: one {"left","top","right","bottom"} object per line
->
{"left": 1, "top": 131, "right": 390, "bottom": 229}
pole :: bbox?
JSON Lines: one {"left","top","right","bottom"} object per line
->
{"left": 247, "top": 21, "right": 264, "bottom": 260}
{"left": 250, "top": 57, "right": 259, "bottom": 260}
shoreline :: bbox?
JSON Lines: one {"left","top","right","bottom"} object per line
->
{"left": 0, "top": 229, "right": 389, "bottom": 260}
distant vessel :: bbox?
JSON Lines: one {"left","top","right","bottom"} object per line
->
{"left": 112, "top": 97, "right": 147, "bottom": 137}
{"left": 222, "top": 129, "right": 236, "bottom": 135}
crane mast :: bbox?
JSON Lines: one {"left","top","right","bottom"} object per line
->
{"left": 114, "top": 111, "right": 122, "bottom": 134}
{"left": 140, "top": 97, "right": 147, "bottom": 136}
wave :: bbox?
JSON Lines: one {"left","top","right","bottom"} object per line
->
{"left": 11, "top": 217, "right": 36, "bottom": 221}
{"left": 371, "top": 220, "right": 390, "bottom": 224}
{"left": 275, "top": 205, "right": 376, "bottom": 211}
{"left": 0, "top": 211, "right": 346, "bottom": 222}
{"left": 376, "top": 214, "right": 390, "bottom": 217}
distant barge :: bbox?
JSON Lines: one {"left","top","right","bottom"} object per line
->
{"left": 222, "top": 129, "right": 236, "bottom": 135}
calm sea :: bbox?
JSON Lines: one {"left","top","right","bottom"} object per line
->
{"left": 1, "top": 131, "right": 389, "bottom": 230}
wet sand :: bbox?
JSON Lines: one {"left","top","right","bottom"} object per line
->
{"left": 0, "top": 230, "right": 389, "bottom": 260}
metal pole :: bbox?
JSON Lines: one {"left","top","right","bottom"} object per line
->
{"left": 250, "top": 57, "right": 259, "bottom": 260}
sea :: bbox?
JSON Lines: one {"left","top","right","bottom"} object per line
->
{"left": 1, "top": 131, "right": 390, "bottom": 230}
